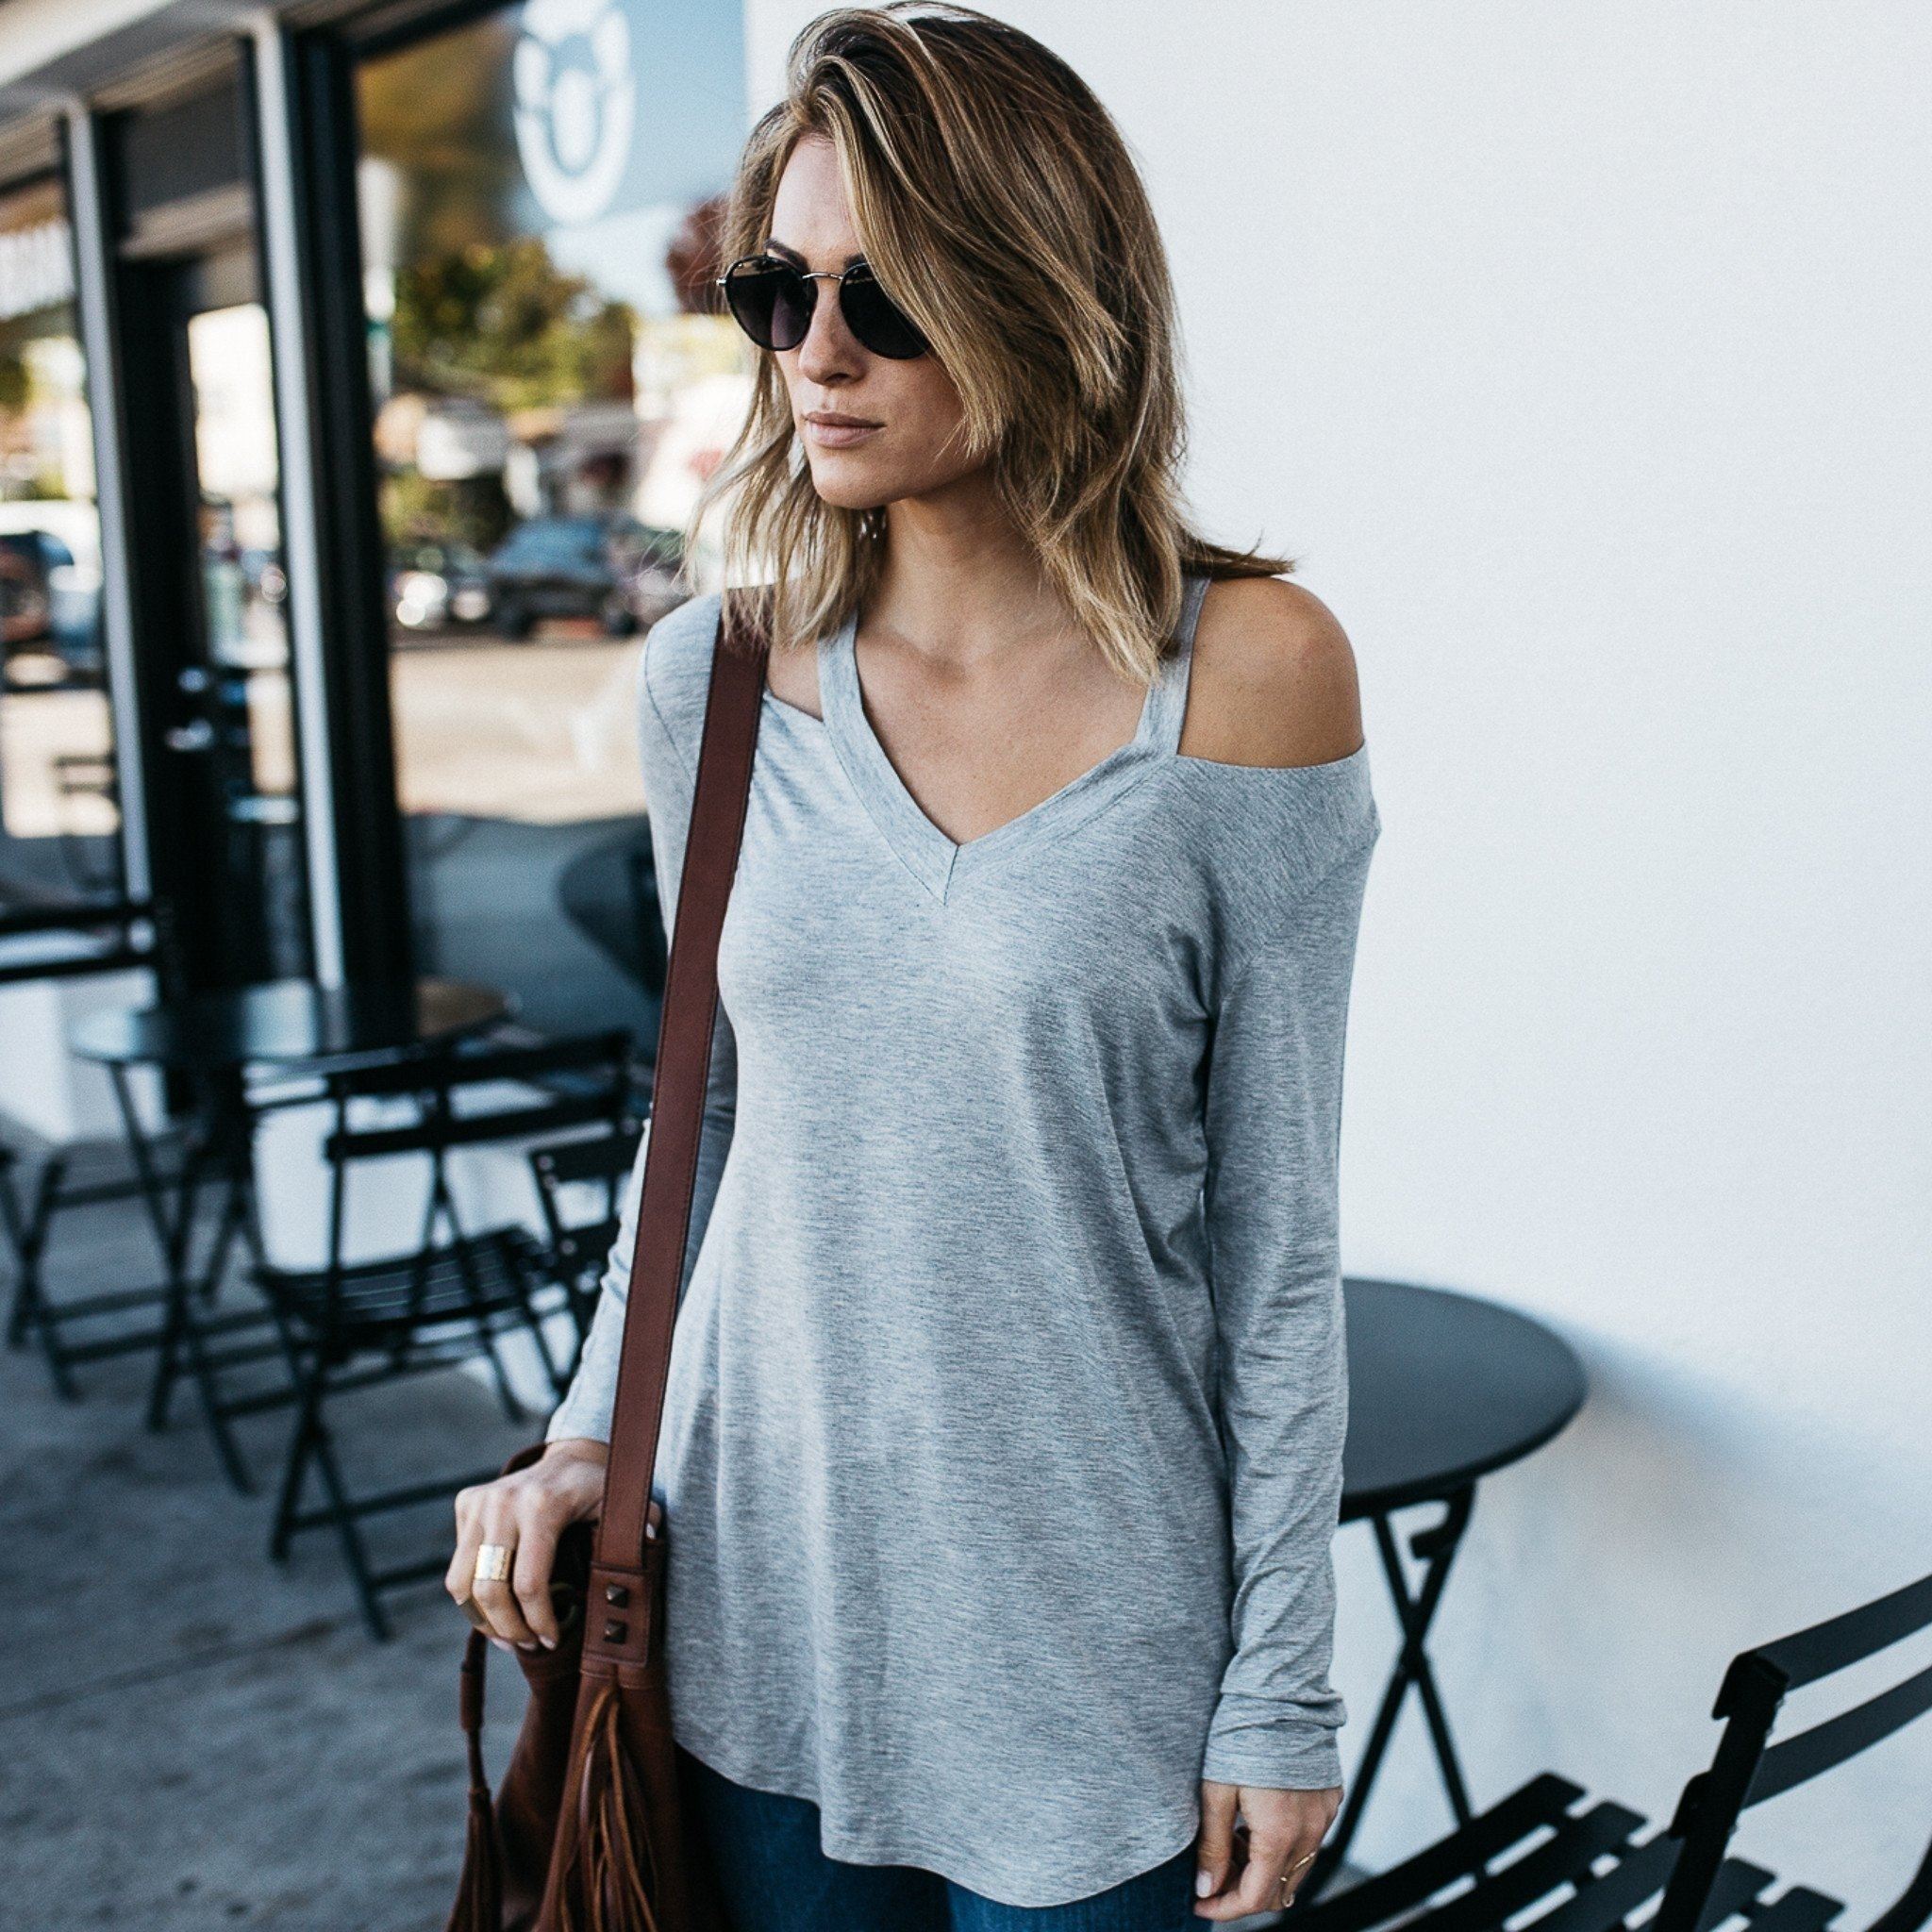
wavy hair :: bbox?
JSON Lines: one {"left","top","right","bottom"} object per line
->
{"left": 689, "top": 1, "right": 1294, "bottom": 679}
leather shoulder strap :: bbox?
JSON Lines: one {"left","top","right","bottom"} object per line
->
{"left": 592, "top": 586, "right": 772, "bottom": 1568}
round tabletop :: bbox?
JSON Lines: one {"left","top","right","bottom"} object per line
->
{"left": 68, "top": 975, "right": 513, "bottom": 1074}
{"left": 1341, "top": 1276, "right": 1587, "bottom": 1518}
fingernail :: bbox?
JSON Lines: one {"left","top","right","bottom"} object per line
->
{"left": 1195, "top": 1869, "right": 1213, "bottom": 1898}
{"left": 540, "top": 1635, "right": 557, "bottom": 1650}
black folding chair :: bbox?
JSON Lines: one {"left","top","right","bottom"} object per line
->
{"left": 0, "top": 894, "right": 200, "bottom": 1398}
{"left": 526, "top": 1116, "right": 644, "bottom": 1371}
{"left": 1293, "top": 1566, "right": 1932, "bottom": 1932}
{"left": 251, "top": 1026, "right": 636, "bottom": 1639}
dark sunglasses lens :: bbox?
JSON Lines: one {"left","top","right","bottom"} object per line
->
{"left": 723, "top": 260, "right": 811, "bottom": 351}
{"left": 841, "top": 271, "right": 928, "bottom": 359}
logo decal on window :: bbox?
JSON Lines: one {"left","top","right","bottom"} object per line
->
{"left": 511, "top": 0, "right": 638, "bottom": 227}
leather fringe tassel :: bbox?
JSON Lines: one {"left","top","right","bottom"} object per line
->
{"left": 550, "top": 1678, "right": 662, "bottom": 1932}
{"left": 446, "top": 1636, "right": 504, "bottom": 1932}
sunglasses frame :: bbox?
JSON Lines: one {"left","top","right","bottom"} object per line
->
{"left": 711, "top": 252, "right": 930, "bottom": 359}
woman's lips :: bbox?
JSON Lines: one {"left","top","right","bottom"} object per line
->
{"left": 804, "top": 417, "right": 882, "bottom": 448}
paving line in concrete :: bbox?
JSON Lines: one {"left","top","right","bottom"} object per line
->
{"left": 2, "top": 1615, "right": 350, "bottom": 1722}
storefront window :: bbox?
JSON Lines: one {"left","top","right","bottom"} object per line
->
{"left": 356, "top": 0, "right": 749, "bottom": 1040}
{"left": 0, "top": 173, "right": 116, "bottom": 901}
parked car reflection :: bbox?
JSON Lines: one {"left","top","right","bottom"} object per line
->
{"left": 390, "top": 541, "right": 493, "bottom": 632}
{"left": 483, "top": 513, "right": 682, "bottom": 641}
{"left": 0, "top": 501, "right": 105, "bottom": 679}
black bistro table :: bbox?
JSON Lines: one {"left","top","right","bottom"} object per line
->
{"left": 67, "top": 975, "right": 511, "bottom": 1491}
{"left": 1304, "top": 1277, "right": 1589, "bottom": 1904}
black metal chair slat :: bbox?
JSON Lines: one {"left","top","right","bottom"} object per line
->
{"left": 260, "top": 1224, "right": 550, "bottom": 1341}
{"left": 1405, "top": 1801, "right": 1650, "bottom": 1932}
{"left": 530, "top": 1124, "right": 641, "bottom": 1190}
{"left": 441, "top": 1025, "right": 636, "bottom": 1085}
{"left": 1742, "top": 1660, "right": 1932, "bottom": 1808}
{"left": 1296, "top": 1774, "right": 1589, "bottom": 1932}
{"left": 321, "top": 1024, "right": 632, "bottom": 1103}
{"left": 325, "top": 1086, "right": 618, "bottom": 1161}
{"left": 0, "top": 945, "right": 154, "bottom": 987}
{"left": 1518, "top": 1835, "right": 1691, "bottom": 1932}
{"left": 1743, "top": 1571, "right": 1932, "bottom": 1699}
{"left": 0, "top": 893, "right": 159, "bottom": 940}
{"left": 1737, "top": 1888, "right": 1844, "bottom": 1932}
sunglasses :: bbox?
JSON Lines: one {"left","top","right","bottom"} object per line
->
{"left": 713, "top": 252, "right": 930, "bottom": 359}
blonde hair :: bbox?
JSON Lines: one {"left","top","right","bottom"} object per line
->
{"left": 689, "top": 1, "right": 1294, "bottom": 680}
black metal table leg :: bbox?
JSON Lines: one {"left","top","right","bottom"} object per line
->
{"left": 108, "top": 1061, "right": 260, "bottom": 1492}
{"left": 1301, "top": 1485, "right": 1478, "bottom": 1905}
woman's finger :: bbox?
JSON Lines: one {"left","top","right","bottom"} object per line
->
{"left": 511, "top": 1501, "right": 563, "bottom": 1649}
{"left": 1226, "top": 1821, "right": 1322, "bottom": 1920}
{"left": 1220, "top": 1831, "right": 1292, "bottom": 1920}
{"left": 1194, "top": 1780, "right": 1239, "bottom": 1904}
{"left": 445, "top": 1482, "right": 489, "bottom": 1605}
{"left": 467, "top": 1495, "right": 539, "bottom": 1647}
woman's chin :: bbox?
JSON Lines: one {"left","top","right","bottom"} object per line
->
{"left": 808, "top": 464, "right": 894, "bottom": 511}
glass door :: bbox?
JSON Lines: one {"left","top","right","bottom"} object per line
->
{"left": 123, "top": 238, "right": 311, "bottom": 987}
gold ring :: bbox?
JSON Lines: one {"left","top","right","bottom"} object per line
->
{"left": 474, "top": 1542, "right": 515, "bottom": 1584}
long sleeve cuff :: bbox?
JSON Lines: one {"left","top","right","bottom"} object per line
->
{"left": 1202, "top": 1690, "right": 1346, "bottom": 1790}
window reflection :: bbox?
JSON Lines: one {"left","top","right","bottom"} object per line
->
{"left": 357, "top": 0, "right": 749, "bottom": 1040}
{"left": 0, "top": 174, "right": 116, "bottom": 900}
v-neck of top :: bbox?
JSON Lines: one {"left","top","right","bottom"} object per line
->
{"left": 817, "top": 570, "right": 1211, "bottom": 903}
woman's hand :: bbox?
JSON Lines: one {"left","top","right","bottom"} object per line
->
{"left": 445, "top": 1437, "right": 609, "bottom": 1650}
{"left": 1192, "top": 1777, "right": 1341, "bottom": 1920}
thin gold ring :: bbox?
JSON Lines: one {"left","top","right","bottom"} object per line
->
{"left": 1279, "top": 1852, "right": 1317, "bottom": 1903}
{"left": 474, "top": 1542, "right": 515, "bottom": 1584}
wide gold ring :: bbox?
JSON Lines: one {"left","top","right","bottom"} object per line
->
{"left": 474, "top": 1542, "right": 515, "bottom": 1584}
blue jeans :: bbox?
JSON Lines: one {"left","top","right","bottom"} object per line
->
{"left": 678, "top": 1744, "right": 1201, "bottom": 1931}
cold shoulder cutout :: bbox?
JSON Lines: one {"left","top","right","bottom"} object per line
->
{"left": 1179, "top": 573, "right": 1366, "bottom": 771}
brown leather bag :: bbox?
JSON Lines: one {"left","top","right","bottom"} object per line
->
{"left": 445, "top": 587, "right": 772, "bottom": 1932}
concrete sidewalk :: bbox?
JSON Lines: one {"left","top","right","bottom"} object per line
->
{"left": 3, "top": 1170, "right": 536, "bottom": 1931}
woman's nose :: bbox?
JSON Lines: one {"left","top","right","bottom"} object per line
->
{"left": 795, "top": 281, "right": 863, "bottom": 378}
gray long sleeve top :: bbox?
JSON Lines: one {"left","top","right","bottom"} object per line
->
{"left": 546, "top": 571, "right": 1380, "bottom": 1907}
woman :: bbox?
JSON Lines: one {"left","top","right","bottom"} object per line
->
{"left": 446, "top": 6, "right": 1379, "bottom": 1927}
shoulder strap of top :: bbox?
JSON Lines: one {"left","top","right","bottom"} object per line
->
{"left": 591, "top": 585, "right": 771, "bottom": 1577}
{"left": 1146, "top": 570, "right": 1211, "bottom": 757}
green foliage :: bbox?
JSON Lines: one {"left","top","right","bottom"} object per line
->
{"left": 388, "top": 236, "right": 637, "bottom": 412}
{"left": 0, "top": 351, "right": 29, "bottom": 415}
{"left": 380, "top": 470, "right": 513, "bottom": 555}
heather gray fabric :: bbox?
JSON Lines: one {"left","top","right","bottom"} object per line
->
{"left": 546, "top": 572, "right": 1381, "bottom": 1907}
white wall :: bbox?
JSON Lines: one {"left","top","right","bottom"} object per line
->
{"left": 747, "top": 1, "right": 1932, "bottom": 1908}
{"left": 0, "top": 0, "right": 170, "bottom": 92}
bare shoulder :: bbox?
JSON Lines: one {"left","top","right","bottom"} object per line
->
{"left": 1178, "top": 575, "right": 1365, "bottom": 768}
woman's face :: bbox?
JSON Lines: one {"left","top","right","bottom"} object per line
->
{"left": 762, "top": 134, "right": 979, "bottom": 512}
